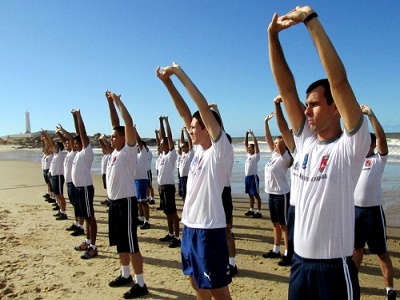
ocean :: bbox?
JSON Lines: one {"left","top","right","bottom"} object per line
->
{"left": 1, "top": 134, "right": 399, "bottom": 209}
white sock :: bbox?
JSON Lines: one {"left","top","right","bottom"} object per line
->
{"left": 138, "top": 216, "right": 144, "bottom": 221}
{"left": 386, "top": 287, "right": 394, "bottom": 293}
{"left": 273, "top": 245, "right": 280, "bottom": 253}
{"left": 85, "top": 239, "right": 91, "bottom": 245}
{"left": 135, "top": 274, "right": 144, "bottom": 287}
{"left": 73, "top": 221, "right": 78, "bottom": 226}
{"left": 79, "top": 224, "right": 84, "bottom": 229}
{"left": 249, "top": 208, "right": 254, "bottom": 212}
{"left": 229, "top": 257, "right": 236, "bottom": 267}
{"left": 284, "top": 249, "right": 288, "bottom": 256}
{"left": 121, "top": 265, "right": 131, "bottom": 278}
{"left": 89, "top": 244, "right": 96, "bottom": 250}
{"left": 144, "top": 219, "right": 149, "bottom": 223}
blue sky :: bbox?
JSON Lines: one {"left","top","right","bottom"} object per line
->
{"left": 1, "top": 1, "right": 399, "bottom": 139}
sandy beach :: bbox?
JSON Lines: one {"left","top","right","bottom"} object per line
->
{"left": 0, "top": 148, "right": 399, "bottom": 299}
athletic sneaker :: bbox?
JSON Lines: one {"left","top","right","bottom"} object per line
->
{"left": 81, "top": 246, "right": 98, "bottom": 259}
{"left": 55, "top": 213, "right": 68, "bottom": 220}
{"left": 123, "top": 283, "right": 149, "bottom": 299}
{"left": 252, "top": 212, "right": 262, "bottom": 219}
{"left": 244, "top": 210, "right": 254, "bottom": 216}
{"left": 278, "top": 255, "right": 291, "bottom": 266}
{"left": 53, "top": 211, "right": 61, "bottom": 217}
{"left": 74, "top": 241, "right": 89, "bottom": 251}
{"left": 229, "top": 264, "right": 238, "bottom": 277}
{"left": 262, "top": 250, "right": 281, "bottom": 259}
{"left": 71, "top": 227, "right": 85, "bottom": 236}
{"left": 46, "top": 198, "right": 56, "bottom": 203}
{"left": 140, "top": 222, "right": 150, "bottom": 230}
{"left": 168, "top": 238, "right": 181, "bottom": 248}
{"left": 66, "top": 224, "right": 78, "bottom": 231}
{"left": 159, "top": 234, "right": 174, "bottom": 242}
{"left": 156, "top": 206, "right": 164, "bottom": 211}
{"left": 148, "top": 199, "right": 155, "bottom": 205}
{"left": 388, "top": 290, "right": 397, "bottom": 300}
{"left": 43, "top": 193, "right": 50, "bottom": 199}
{"left": 100, "top": 199, "right": 109, "bottom": 206}
{"left": 52, "top": 205, "right": 60, "bottom": 211}
{"left": 109, "top": 275, "right": 133, "bottom": 287}
{"left": 137, "top": 219, "right": 144, "bottom": 226}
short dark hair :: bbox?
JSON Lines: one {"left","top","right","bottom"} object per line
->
{"left": 73, "top": 135, "right": 81, "bottom": 143}
{"left": 161, "top": 137, "right": 168, "bottom": 145}
{"left": 113, "top": 126, "right": 125, "bottom": 136}
{"left": 192, "top": 110, "right": 222, "bottom": 129}
{"left": 226, "top": 133, "right": 232, "bottom": 144}
{"left": 56, "top": 141, "right": 64, "bottom": 151}
{"left": 306, "top": 79, "right": 334, "bottom": 105}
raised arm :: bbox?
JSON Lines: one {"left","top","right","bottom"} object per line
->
{"left": 110, "top": 92, "right": 136, "bottom": 147}
{"left": 41, "top": 130, "right": 57, "bottom": 153}
{"left": 282, "top": 6, "right": 362, "bottom": 130}
{"left": 106, "top": 90, "right": 120, "bottom": 128}
{"left": 184, "top": 127, "right": 193, "bottom": 150}
{"left": 164, "top": 117, "right": 174, "bottom": 151}
{"left": 268, "top": 13, "right": 304, "bottom": 132}
{"left": 135, "top": 128, "right": 143, "bottom": 150}
{"left": 249, "top": 130, "right": 260, "bottom": 154}
{"left": 161, "top": 63, "right": 221, "bottom": 140}
{"left": 156, "top": 67, "right": 192, "bottom": 129}
{"left": 244, "top": 131, "right": 250, "bottom": 150}
{"left": 209, "top": 103, "right": 224, "bottom": 131}
{"left": 155, "top": 129, "right": 160, "bottom": 147}
{"left": 72, "top": 110, "right": 90, "bottom": 148}
{"left": 361, "top": 105, "right": 388, "bottom": 155}
{"left": 55, "top": 127, "right": 66, "bottom": 144}
{"left": 57, "top": 123, "right": 74, "bottom": 146}
{"left": 264, "top": 112, "right": 275, "bottom": 152}
{"left": 159, "top": 116, "right": 166, "bottom": 141}
{"left": 274, "top": 96, "right": 295, "bottom": 152}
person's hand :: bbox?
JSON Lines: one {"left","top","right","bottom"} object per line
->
{"left": 105, "top": 90, "right": 114, "bottom": 102}
{"left": 281, "top": 6, "right": 314, "bottom": 23}
{"left": 71, "top": 109, "right": 80, "bottom": 115}
{"left": 274, "top": 95, "right": 283, "bottom": 104}
{"left": 156, "top": 66, "right": 172, "bottom": 83}
{"left": 265, "top": 112, "right": 275, "bottom": 122}
{"left": 208, "top": 103, "right": 218, "bottom": 110}
{"left": 360, "top": 104, "right": 373, "bottom": 116}
{"left": 110, "top": 92, "right": 121, "bottom": 103}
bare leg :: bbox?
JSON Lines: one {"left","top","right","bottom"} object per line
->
{"left": 377, "top": 252, "right": 394, "bottom": 288}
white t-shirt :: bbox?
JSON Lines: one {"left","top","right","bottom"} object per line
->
{"left": 101, "top": 154, "right": 111, "bottom": 175}
{"left": 289, "top": 148, "right": 298, "bottom": 206}
{"left": 146, "top": 149, "right": 153, "bottom": 172}
{"left": 42, "top": 153, "right": 53, "bottom": 170}
{"left": 264, "top": 150, "right": 291, "bottom": 195}
{"left": 157, "top": 148, "right": 177, "bottom": 185}
{"left": 50, "top": 151, "right": 65, "bottom": 176}
{"left": 245, "top": 152, "right": 260, "bottom": 176}
{"left": 64, "top": 150, "right": 77, "bottom": 183}
{"left": 107, "top": 144, "right": 137, "bottom": 200}
{"left": 354, "top": 153, "right": 388, "bottom": 207}
{"left": 179, "top": 149, "right": 194, "bottom": 177}
{"left": 293, "top": 116, "right": 370, "bottom": 259}
{"left": 134, "top": 145, "right": 148, "bottom": 180}
{"left": 182, "top": 131, "right": 233, "bottom": 229}
{"left": 72, "top": 144, "right": 94, "bottom": 187}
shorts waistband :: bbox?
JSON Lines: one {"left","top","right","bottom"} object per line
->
{"left": 294, "top": 252, "right": 353, "bottom": 264}
{"left": 110, "top": 196, "right": 137, "bottom": 202}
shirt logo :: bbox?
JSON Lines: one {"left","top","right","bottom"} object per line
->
{"left": 302, "top": 154, "right": 309, "bottom": 169}
{"left": 365, "top": 159, "right": 372, "bottom": 167}
{"left": 319, "top": 155, "right": 329, "bottom": 172}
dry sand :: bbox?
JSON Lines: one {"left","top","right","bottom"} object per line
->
{"left": 0, "top": 156, "right": 399, "bottom": 299}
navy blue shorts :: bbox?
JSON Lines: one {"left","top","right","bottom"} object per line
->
{"left": 135, "top": 179, "right": 149, "bottom": 202}
{"left": 289, "top": 253, "right": 360, "bottom": 300}
{"left": 354, "top": 206, "right": 388, "bottom": 254}
{"left": 222, "top": 186, "right": 233, "bottom": 225}
{"left": 67, "top": 182, "right": 78, "bottom": 217}
{"left": 109, "top": 197, "right": 139, "bottom": 253}
{"left": 43, "top": 169, "right": 50, "bottom": 184}
{"left": 159, "top": 184, "right": 177, "bottom": 215}
{"left": 268, "top": 193, "right": 290, "bottom": 225}
{"left": 178, "top": 176, "right": 188, "bottom": 198}
{"left": 181, "top": 226, "right": 232, "bottom": 289}
{"left": 245, "top": 175, "right": 259, "bottom": 195}
{"left": 51, "top": 175, "right": 65, "bottom": 195}
{"left": 75, "top": 185, "right": 95, "bottom": 218}
{"left": 147, "top": 170, "right": 152, "bottom": 186}
{"left": 102, "top": 173, "right": 107, "bottom": 189}
{"left": 287, "top": 205, "right": 295, "bottom": 259}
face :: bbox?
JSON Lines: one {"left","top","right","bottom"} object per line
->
{"left": 189, "top": 118, "right": 209, "bottom": 146}
{"left": 274, "top": 138, "right": 285, "bottom": 155}
{"left": 181, "top": 144, "right": 189, "bottom": 153}
{"left": 110, "top": 129, "right": 125, "bottom": 151}
{"left": 74, "top": 139, "right": 83, "bottom": 152}
{"left": 65, "top": 140, "right": 72, "bottom": 152}
{"left": 304, "top": 85, "right": 337, "bottom": 134}
{"left": 160, "top": 140, "right": 169, "bottom": 154}
{"left": 247, "top": 145, "right": 255, "bottom": 155}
